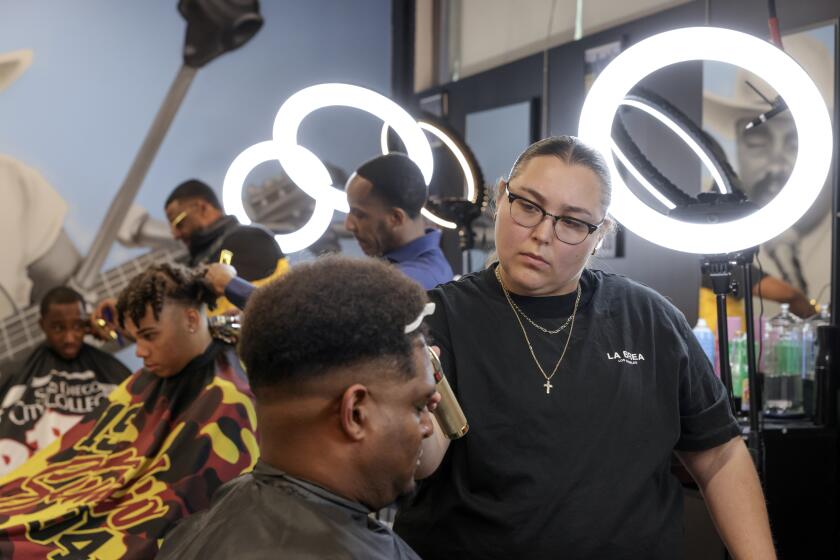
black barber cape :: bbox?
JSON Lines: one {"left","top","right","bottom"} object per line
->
{"left": 395, "top": 265, "right": 740, "bottom": 560}
{"left": 158, "top": 461, "right": 421, "bottom": 560}
{"left": 0, "top": 343, "right": 130, "bottom": 476}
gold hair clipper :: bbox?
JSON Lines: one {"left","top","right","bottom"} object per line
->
{"left": 427, "top": 346, "right": 468, "bottom": 439}
{"left": 219, "top": 249, "right": 233, "bottom": 265}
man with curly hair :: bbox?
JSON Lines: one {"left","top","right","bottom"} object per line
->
{"left": 158, "top": 256, "right": 439, "bottom": 560}
{"left": 0, "top": 264, "right": 257, "bottom": 560}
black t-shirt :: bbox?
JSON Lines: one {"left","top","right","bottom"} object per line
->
{"left": 394, "top": 265, "right": 740, "bottom": 560}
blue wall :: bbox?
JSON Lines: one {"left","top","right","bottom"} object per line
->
{"left": 0, "top": 0, "right": 391, "bottom": 264}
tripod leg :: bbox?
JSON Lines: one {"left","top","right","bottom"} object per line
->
{"left": 742, "top": 262, "right": 764, "bottom": 475}
{"left": 716, "top": 293, "right": 736, "bottom": 416}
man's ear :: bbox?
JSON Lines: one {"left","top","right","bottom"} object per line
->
{"left": 389, "top": 206, "right": 408, "bottom": 228}
{"left": 339, "top": 383, "right": 370, "bottom": 442}
{"left": 192, "top": 198, "right": 207, "bottom": 216}
{"left": 184, "top": 306, "right": 202, "bottom": 334}
{"left": 196, "top": 199, "right": 220, "bottom": 222}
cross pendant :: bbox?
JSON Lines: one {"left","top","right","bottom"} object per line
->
{"left": 543, "top": 380, "right": 553, "bottom": 394}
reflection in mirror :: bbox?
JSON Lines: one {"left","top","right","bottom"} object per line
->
{"left": 702, "top": 24, "right": 835, "bottom": 314}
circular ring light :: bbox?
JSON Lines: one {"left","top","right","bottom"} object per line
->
{"left": 379, "top": 122, "right": 458, "bottom": 228}
{"left": 380, "top": 120, "right": 479, "bottom": 224}
{"left": 223, "top": 141, "right": 336, "bottom": 253}
{"left": 579, "top": 27, "right": 833, "bottom": 255}
{"left": 611, "top": 97, "right": 732, "bottom": 211}
{"left": 223, "top": 83, "right": 434, "bottom": 253}
{"left": 621, "top": 98, "right": 731, "bottom": 195}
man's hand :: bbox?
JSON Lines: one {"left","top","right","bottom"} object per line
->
{"left": 90, "top": 297, "right": 120, "bottom": 342}
{"left": 205, "top": 263, "right": 237, "bottom": 296}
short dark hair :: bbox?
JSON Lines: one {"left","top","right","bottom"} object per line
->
{"left": 116, "top": 263, "right": 217, "bottom": 329}
{"left": 239, "top": 255, "right": 428, "bottom": 395}
{"left": 40, "top": 286, "right": 85, "bottom": 317}
{"left": 355, "top": 153, "right": 427, "bottom": 218}
{"left": 165, "top": 179, "right": 222, "bottom": 210}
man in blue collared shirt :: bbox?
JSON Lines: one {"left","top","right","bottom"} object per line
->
{"left": 344, "top": 153, "right": 453, "bottom": 290}
{"left": 203, "top": 154, "right": 453, "bottom": 308}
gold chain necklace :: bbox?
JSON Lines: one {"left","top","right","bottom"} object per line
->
{"left": 506, "top": 291, "right": 574, "bottom": 334}
{"left": 495, "top": 266, "right": 581, "bottom": 395}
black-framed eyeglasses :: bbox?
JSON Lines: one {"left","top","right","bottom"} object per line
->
{"left": 504, "top": 183, "right": 602, "bottom": 245}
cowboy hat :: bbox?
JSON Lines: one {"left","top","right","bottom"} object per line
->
{"left": 0, "top": 49, "right": 33, "bottom": 93}
{"left": 703, "top": 31, "right": 833, "bottom": 140}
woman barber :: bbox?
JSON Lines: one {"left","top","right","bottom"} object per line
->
{"left": 394, "top": 136, "right": 775, "bottom": 560}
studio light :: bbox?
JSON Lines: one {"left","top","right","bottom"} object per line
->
{"left": 223, "top": 83, "right": 434, "bottom": 253}
{"left": 579, "top": 27, "right": 833, "bottom": 255}
{"left": 380, "top": 119, "right": 481, "bottom": 229}
{"left": 612, "top": 97, "right": 733, "bottom": 210}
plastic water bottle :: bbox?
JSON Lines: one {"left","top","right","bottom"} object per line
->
{"left": 764, "top": 304, "right": 803, "bottom": 416}
{"left": 693, "top": 318, "right": 716, "bottom": 369}
{"left": 729, "top": 331, "right": 748, "bottom": 402}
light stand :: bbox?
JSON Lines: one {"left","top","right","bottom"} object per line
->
{"left": 672, "top": 194, "right": 765, "bottom": 474}
{"left": 702, "top": 249, "right": 764, "bottom": 473}
{"left": 433, "top": 199, "right": 483, "bottom": 272}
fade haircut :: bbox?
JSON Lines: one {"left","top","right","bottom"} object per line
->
{"left": 165, "top": 179, "right": 222, "bottom": 210}
{"left": 239, "top": 255, "right": 428, "bottom": 395}
{"left": 116, "top": 263, "right": 217, "bottom": 329}
{"left": 40, "top": 286, "right": 85, "bottom": 317}
{"left": 355, "top": 153, "right": 428, "bottom": 218}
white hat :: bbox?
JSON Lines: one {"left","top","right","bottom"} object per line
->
{"left": 703, "top": 32, "right": 833, "bottom": 140}
{"left": 0, "top": 49, "right": 33, "bottom": 93}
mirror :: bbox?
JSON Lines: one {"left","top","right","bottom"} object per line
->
{"left": 702, "top": 24, "right": 836, "bottom": 314}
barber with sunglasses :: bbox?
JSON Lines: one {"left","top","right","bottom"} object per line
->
{"left": 92, "top": 180, "right": 286, "bottom": 339}
{"left": 394, "top": 136, "right": 775, "bottom": 560}
{"left": 163, "top": 179, "right": 287, "bottom": 295}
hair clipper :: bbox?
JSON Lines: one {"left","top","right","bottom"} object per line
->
{"left": 427, "top": 346, "right": 468, "bottom": 439}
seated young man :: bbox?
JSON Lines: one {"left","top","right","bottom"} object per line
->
{"left": 0, "top": 286, "right": 130, "bottom": 475}
{"left": 0, "top": 264, "right": 257, "bottom": 559}
{"left": 158, "top": 256, "right": 439, "bottom": 560}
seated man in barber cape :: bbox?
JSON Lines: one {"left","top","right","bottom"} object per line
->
{"left": 159, "top": 256, "right": 438, "bottom": 560}
{"left": 0, "top": 263, "right": 257, "bottom": 559}
{"left": 0, "top": 286, "right": 131, "bottom": 476}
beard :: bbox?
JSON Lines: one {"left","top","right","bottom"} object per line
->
{"left": 747, "top": 170, "right": 789, "bottom": 207}
{"left": 748, "top": 170, "right": 830, "bottom": 236}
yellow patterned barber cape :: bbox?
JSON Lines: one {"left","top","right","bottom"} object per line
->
{"left": 0, "top": 340, "right": 257, "bottom": 559}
